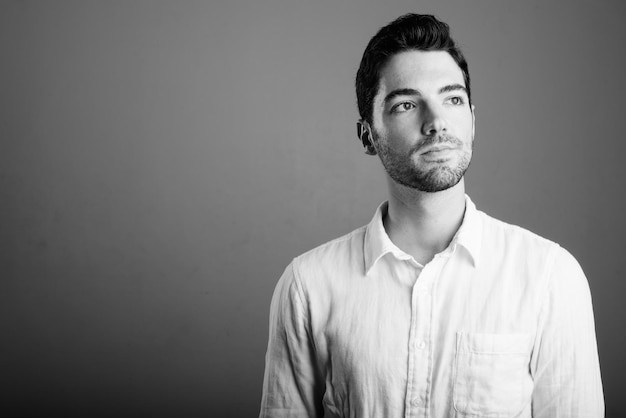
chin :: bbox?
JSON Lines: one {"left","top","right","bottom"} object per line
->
{"left": 412, "top": 166, "right": 465, "bottom": 192}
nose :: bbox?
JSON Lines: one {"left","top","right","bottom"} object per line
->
{"left": 420, "top": 102, "right": 447, "bottom": 136}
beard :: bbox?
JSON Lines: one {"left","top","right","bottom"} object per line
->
{"left": 375, "top": 132, "right": 472, "bottom": 192}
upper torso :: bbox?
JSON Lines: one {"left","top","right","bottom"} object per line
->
{"left": 260, "top": 196, "right": 603, "bottom": 417}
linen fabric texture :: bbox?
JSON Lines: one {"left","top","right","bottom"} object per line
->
{"left": 260, "top": 196, "right": 603, "bottom": 418}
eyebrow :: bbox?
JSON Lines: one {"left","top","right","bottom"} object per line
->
{"left": 383, "top": 83, "right": 467, "bottom": 104}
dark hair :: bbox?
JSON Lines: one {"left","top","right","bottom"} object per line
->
{"left": 356, "top": 14, "right": 471, "bottom": 124}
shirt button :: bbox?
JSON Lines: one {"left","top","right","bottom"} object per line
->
{"left": 410, "top": 398, "right": 422, "bottom": 407}
{"left": 417, "top": 341, "right": 426, "bottom": 349}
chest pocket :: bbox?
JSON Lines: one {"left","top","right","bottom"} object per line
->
{"left": 453, "top": 332, "right": 533, "bottom": 417}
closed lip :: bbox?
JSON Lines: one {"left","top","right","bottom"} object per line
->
{"left": 420, "top": 145, "right": 457, "bottom": 155}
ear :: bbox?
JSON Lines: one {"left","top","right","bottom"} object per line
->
{"left": 471, "top": 104, "right": 476, "bottom": 138}
{"left": 356, "top": 119, "right": 377, "bottom": 155}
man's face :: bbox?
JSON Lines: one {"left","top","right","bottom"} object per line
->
{"left": 367, "top": 50, "right": 475, "bottom": 192}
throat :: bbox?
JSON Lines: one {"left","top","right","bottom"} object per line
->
{"left": 384, "top": 216, "right": 456, "bottom": 265}
{"left": 383, "top": 187, "right": 466, "bottom": 265}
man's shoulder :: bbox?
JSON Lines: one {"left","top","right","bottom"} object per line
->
{"left": 479, "top": 209, "right": 560, "bottom": 253}
{"left": 291, "top": 224, "right": 368, "bottom": 278}
{"left": 481, "top": 210, "right": 592, "bottom": 295}
{"left": 477, "top": 209, "right": 586, "bottom": 277}
{"left": 471, "top": 209, "right": 591, "bottom": 293}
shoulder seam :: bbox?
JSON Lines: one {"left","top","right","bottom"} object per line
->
{"left": 290, "top": 257, "right": 307, "bottom": 309}
{"left": 297, "top": 225, "right": 368, "bottom": 259}
{"left": 478, "top": 210, "right": 560, "bottom": 247}
{"left": 290, "top": 257, "right": 320, "bottom": 360}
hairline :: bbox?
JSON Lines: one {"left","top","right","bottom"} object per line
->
{"left": 368, "top": 48, "right": 469, "bottom": 122}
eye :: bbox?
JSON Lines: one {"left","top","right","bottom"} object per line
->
{"left": 446, "top": 96, "right": 465, "bottom": 106}
{"left": 390, "top": 102, "right": 415, "bottom": 114}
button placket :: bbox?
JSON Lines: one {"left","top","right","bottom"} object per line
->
{"left": 405, "top": 261, "right": 439, "bottom": 417}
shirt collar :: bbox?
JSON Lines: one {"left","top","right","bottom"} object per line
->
{"left": 363, "top": 194, "right": 482, "bottom": 275}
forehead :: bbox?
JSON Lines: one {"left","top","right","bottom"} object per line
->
{"left": 377, "top": 50, "right": 465, "bottom": 95}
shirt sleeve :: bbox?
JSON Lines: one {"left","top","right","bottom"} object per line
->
{"left": 530, "top": 246, "right": 604, "bottom": 417}
{"left": 259, "top": 260, "right": 324, "bottom": 418}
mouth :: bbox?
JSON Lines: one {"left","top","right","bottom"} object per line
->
{"left": 419, "top": 145, "right": 457, "bottom": 156}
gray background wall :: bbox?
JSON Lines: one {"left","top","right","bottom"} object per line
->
{"left": 1, "top": 0, "right": 624, "bottom": 416}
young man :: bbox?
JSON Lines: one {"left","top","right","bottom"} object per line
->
{"left": 260, "top": 14, "right": 603, "bottom": 417}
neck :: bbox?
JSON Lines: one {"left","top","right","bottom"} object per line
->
{"left": 383, "top": 178, "right": 467, "bottom": 265}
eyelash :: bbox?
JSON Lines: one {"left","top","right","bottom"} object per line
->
{"left": 390, "top": 96, "right": 465, "bottom": 114}
{"left": 447, "top": 96, "right": 465, "bottom": 105}
{"left": 390, "top": 102, "right": 415, "bottom": 113}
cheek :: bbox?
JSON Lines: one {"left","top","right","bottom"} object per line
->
{"left": 453, "top": 114, "right": 474, "bottom": 138}
{"left": 385, "top": 118, "right": 419, "bottom": 142}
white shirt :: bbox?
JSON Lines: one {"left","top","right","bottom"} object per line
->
{"left": 260, "top": 196, "right": 603, "bottom": 417}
